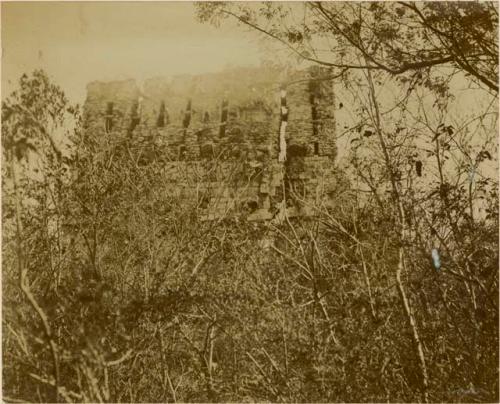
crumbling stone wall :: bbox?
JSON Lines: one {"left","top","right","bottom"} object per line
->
{"left": 83, "top": 66, "right": 337, "bottom": 221}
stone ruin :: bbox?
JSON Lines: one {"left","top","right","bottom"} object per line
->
{"left": 82, "top": 66, "right": 337, "bottom": 221}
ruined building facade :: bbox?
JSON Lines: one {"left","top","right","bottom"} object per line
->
{"left": 83, "top": 66, "right": 337, "bottom": 221}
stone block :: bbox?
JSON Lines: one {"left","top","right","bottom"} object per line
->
{"left": 83, "top": 66, "right": 336, "bottom": 221}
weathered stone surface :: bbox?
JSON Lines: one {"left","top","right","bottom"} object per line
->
{"left": 83, "top": 66, "right": 337, "bottom": 221}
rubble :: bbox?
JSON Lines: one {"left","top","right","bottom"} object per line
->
{"left": 83, "top": 66, "right": 337, "bottom": 221}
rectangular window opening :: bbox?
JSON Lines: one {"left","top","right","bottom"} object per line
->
{"left": 129, "top": 101, "right": 140, "bottom": 134}
{"left": 105, "top": 102, "right": 114, "bottom": 133}
{"left": 157, "top": 101, "right": 167, "bottom": 128}
{"left": 219, "top": 99, "right": 228, "bottom": 137}
{"left": 183, "top": 99, "right": 192, "bottom": 129}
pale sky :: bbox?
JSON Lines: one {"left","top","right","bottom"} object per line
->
{"left": 1, "top": 1, "right": 265, "bottom": 104}
{"left": 2, "top": 1, "right": 496, "bottom": 173}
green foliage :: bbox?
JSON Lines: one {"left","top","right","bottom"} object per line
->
{"left": 2, "top": 55, "right": 498, "bottom": 404}
{"left": 2, "top": 70, "right": 78, "bottom": 163}
{"left": 196, "top": 2, "right": 498, "bottom": 92}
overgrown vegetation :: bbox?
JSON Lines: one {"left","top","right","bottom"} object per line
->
{"left": 2, "top": 2, "right": 499, "bottom": 403}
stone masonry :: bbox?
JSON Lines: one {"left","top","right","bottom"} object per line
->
{"left": 83, "top": 66, "right": 337, "bottom": 221}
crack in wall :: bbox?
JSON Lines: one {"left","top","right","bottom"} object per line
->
{"left": 83, "top": 66, "right": 337, "bottom": 221}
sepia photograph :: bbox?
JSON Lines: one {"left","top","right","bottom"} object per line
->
{"left": 1, "top": 1, "right": 498, "bottom": 402}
